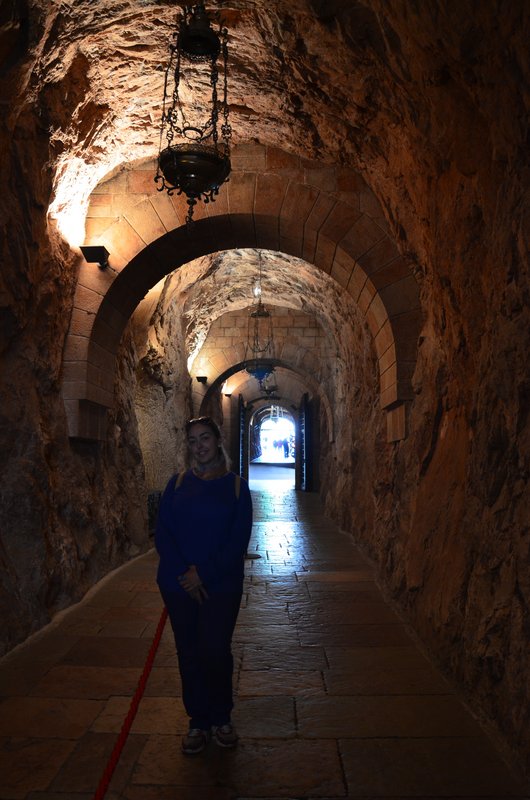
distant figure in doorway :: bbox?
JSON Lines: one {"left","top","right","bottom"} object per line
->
{"left": 282, "top": 437, "right": 289, "bottom": 457}
{"left": 155, "top": 416, "right": 253, "bottom": 755}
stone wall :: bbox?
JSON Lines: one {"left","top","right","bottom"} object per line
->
{"left": 318, "top": 2, "right": 530, "bottom": 775}
{"left": 191, "top": 307, "right": 326, "bottom": 381}
{"left": 133, "top": 278, "right": 192, "bottom": 493}
{"left": 0, "top": 65, "right": 150, "bottom": 651}
{"left": 0, "top": 294, "right": 150, "bottom": 654}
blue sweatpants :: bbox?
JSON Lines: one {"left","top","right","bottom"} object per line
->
{"left": 161, "top": 589, "right": 242, "bottom": 730}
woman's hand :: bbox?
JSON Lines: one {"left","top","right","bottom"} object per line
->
{"left": 179, "top": 564, "right": 201, "bottom": 590}
{"left": 179, "top": 565, "right": 208, "bottom": 603}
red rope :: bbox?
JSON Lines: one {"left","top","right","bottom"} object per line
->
{"left": 93, "top": 606, "right": 168, "bottom": 800}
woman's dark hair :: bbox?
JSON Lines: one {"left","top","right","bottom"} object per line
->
{"left": 185, "top": 416, "right": 221, "bottom": 439}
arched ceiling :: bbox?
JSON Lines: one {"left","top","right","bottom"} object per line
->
{"left": 179, "top": 250, "right": 353, "bottom": 366}
{"left": 25, "top": 0, "right": 517, "bottom": 448}
{"left": 34, "top": 0, "right": 381, "bottom": 242}
{"left": 134, "top": 247, "right": 350, "bottom": 366}
{"left": 5, "top": 0, "right": 526, "bottom": 292}
{"left": 63, "top": 148, "right": 420, "bottom": 441}
{"left": 133, "top": 248, "right": 355, "bottom": 438}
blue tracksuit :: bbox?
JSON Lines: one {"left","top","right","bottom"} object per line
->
{"left": 155, "top": 469, "right": 253, "bottom": 729}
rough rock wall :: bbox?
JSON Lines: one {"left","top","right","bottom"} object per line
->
{"left": 0, "top": 290, "right": 150, "bottom": 656}
{"left": 133, "top": 277, "right": 192, "bottom": 493}
{"left": 0, "top": 29, "right": 150, "bottom": 654}
{"left": 319, "top": 0, "right": 530, "bottom": 777}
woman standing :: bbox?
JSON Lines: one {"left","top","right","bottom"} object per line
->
{"left": 155, "top": 417, "right": 253, "bottom": 755}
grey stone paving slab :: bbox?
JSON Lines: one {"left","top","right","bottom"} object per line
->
{"left": 95, "top": 619, "right": 151, "bottom": 637}
{"left": 49, "top": 731, "right": 147, "bottom": 795}
{"left": 140, "top": 620, "right": 166, "bottom": 638}
{"left": 0, "top": 696, "right": 104, "bottom": 738}
{"left": 0, "top": 737, "right": 76, "bottom": 800}
{"left": 325, "top": 645, "right": 431, "bottom": 671}
{"left": 323, "top": 666, "right": 453, "bottom": 695}
{"left": 86, "top": 589, "right": 135, "bottom": 608}
{"left": 0, "top": 664, "right": 51, "bottom": 697}
{"left": 297, "top": 694, "right": 484, "bottom": 738}
{"left": 238, "top": 603, "right": 290, "bottom": 620}
{"left": 128, "top": 591, "right": 165, "bottom": 608}
{"left": 233, "top": 696, "right": 296, "bottom": 737}
{"left": 264, "top": 584, "right": 311, "bottom": 601}
{"left": 238, "top": 667, "right": 325, "bottom": 697}
{"left": 91, "top": 695, "right": 187, "bottom": 735}
{"left": 299, "top": 622, "right": 414, "bottom": 647}
{"left": 1, "top": 634, "right": 81, "bottom": 670}
{"left": 242, "top": 643, "right": 328, "bottom": 670}
{"left": 121, "top": 787, "right": 234, "bottom": 800}
{"left": 29, "top": 665, "right": 142, "bottom": 699}
{"left": 133, "top": 735, "right": 345, "bottom": 796}
{"left": 288, "top": 601, "right": 401, "bottom": 625}
{"left": 339, "top": 737, "right": 528, "bottom": 797}
{"left": 61, "top": 636, "right": 153, "bottom": 667}
{"left": 53, "top": 619, "right": 103, "bottom": 636}
{"left": 55, "top": 603, "right": 108, "bottom": 621}
{"left": 100, "top": 604, "right": 162, "bottom": 621}
{"left": 150, "top": 645, "right": 178, "bottom": 667}
{"left": 142, "top": 665, "right": 181, "bottom": 696}
{"left": 297, "top": 569, "right": 375, "bottom": 582}
{"left": 26, "top": 793, "right": 93, "bottom": 799}
{"left": 307, "top": 584, "right": 382, "bottom": 598}
{"left": 233, "top": 624, "right": 300, "bottom": 646}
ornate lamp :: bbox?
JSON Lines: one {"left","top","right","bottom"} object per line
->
{"left": 155, "top": 2, "right": 231, "bottom": 223}
{"left": 245, "top": 253, "right": 275, "bottom": 389}
{"left": 246, "top": 358, "right": 275, "bottom": 387}
{"left": 262, "top": 375, "right": 278, "bottom": 397}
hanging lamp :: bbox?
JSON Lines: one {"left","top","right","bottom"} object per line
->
{"left": 154, "top": 2, "right": 232, "bottom": 224}
{"left": 245, "top": 252, "right": 275, "bottom": 388}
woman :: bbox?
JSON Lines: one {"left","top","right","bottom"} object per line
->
{"left": 155, "top": 416, "right": 253, "bottom": 755}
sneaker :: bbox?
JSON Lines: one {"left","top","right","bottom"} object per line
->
{"left": 181, "top": 728, "right": 210, "bottom": 755}
{"left": 212, "top": 723, "right": 238, "bottom": 748}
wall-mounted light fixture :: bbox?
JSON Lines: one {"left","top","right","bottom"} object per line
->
{"left": 224, "top": 392, "right": 232, "bottom": 398}
{"left": 196, "top": 375, "right": 208, "bottom": 384}
{"left": 80, "top": 245, "right": 110, "bottom": 270}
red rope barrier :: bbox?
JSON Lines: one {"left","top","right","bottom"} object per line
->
{"left": 93, "top": 606, "right": 168, "bottom": 800}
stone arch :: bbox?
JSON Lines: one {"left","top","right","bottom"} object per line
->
{"left": 248, "top": 400, "right": 298, "bottom": 461}
{"left": 196, "top": 357, "right": 334, "bottom": 443}
{"left": 188, "top": 304, "right": 331, "bottom": 416}
{"left": 63, "top": 145, "right": 421, "bottom": 441}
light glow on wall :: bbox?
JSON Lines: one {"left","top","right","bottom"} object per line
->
{"left": 47, "top": 156, "right": 94, "bottom": 247}
{"left": 47, "top": 154, "right": 121, "bottom": 250}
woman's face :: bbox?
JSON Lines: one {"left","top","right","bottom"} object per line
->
{"left": 187, "top": 423, "right": 219, "bottom": 468}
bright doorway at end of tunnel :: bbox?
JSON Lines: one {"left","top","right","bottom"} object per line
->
{"left": 249, "top": 405, "right": 295, "bottom": 490}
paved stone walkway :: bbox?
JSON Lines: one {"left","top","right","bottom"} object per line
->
{"left": 0, "top": 484, "right": 528, "bottom": 799}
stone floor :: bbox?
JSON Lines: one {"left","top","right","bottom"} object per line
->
{"left": 0, "top": 482, "right": 528, "bottom": 800}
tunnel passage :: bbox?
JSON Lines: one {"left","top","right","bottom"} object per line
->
{"left": 194, "top": 354, "right": 325, "bottom": 491}
{"left": 62, "top": 145, "right": 421, "bottom": 444}
{"left": 1, "top": 1, "right": 528, "bottom": 785}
